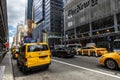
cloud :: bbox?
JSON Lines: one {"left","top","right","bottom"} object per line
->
{"left": 7, "top": 0, "right": 26, "bottom": 44}
{"left": 9, "top": 25, "right": 16, "bottom": 37}
{"left": 7, "top": 0, "right": 26, "bottom": 28}
{"left": 9, "top": 36, "right": 14, "bottom": 44}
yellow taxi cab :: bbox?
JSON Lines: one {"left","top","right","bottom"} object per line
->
{"left": 99, "top": 52, "right": 120, "bottom": 69}
{"left": 11, "top": 47, "right": 15, "bottom": 54}
{"left": 12, "top": 48, "right": 19, "bottom": 59}
{"left": 17, "top": 43, "right": 51, "bottom": 72}
{"left": 77, "top": 46, "right": 108, "bottom": 57}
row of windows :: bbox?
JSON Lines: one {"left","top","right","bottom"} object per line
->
{"left": 66, "top": 28, "right": 115, "bottom": 39}
{"left": 66, "top": 0, "right": 120, "bottom": 30}
{"left": 33, "top": 0, "right": 44, "bottom": 22}
{"left": 33, "top": 0, "right": 43, "bottom": 9}
{"left": 45, "top": 1, "right": 50, "bottom": 9}
{"left": 45, "top": 6, "right": 50, "bottom": 13}
{"left": 51, "top": 0, "right": 63, "bottom": 5}
{"left": 45, "top": 0, "right": 50, "bottom": 6}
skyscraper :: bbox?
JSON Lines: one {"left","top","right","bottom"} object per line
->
{"left": 26, "top": 0, "right": 33, "bottom": 37}
{"left": 32, "top": 0, "right": 64, "bottom": 46}
{"left": 26, "top": 0, "right": 33, "bottom": 20}
{"left": 0, "top": 0, "right": 8, "bottom": 49}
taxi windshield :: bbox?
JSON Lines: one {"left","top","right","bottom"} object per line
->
{"left": 28, "top": 45, "right": 48, "bottom": 52}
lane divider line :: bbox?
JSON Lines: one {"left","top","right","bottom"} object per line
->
{"left": 52, "top": 59, "right": 120, "bottom": 79}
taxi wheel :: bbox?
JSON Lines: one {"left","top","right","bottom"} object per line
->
{"left": 92, "top": 52, "right": 98, "bottom": 57}
{"left": 22, "top": 66, "right": 27, "bottom": 73}
{"left": 52, "top": 54, "right": 55, "bottom": 57}
{"left": 12, "top": 54, "right": 16, "bottom": 59}
{"left": 105, "top": 59, "right": 118, "bottom": 70}
{"left": 17, "top": 61, "right": 22, "bottom": 71}
{"left": 61, "top": 54, "right": 65, "bottom": 58}
{"left": 78, "top": 52, "right": 81, "bottom": 55}
{"left": 45, "top": 65, "right": 49, "bottom": 69}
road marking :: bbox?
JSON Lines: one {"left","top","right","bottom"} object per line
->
{"left": 52, "top": 59, "right": 120, "bottom": 79}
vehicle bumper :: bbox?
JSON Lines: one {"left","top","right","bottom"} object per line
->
{"left": 99, "top": 57, "right": 105, "bottom": 66}
{"left": 24, "top": 63, "right": 51, "bottom": 71}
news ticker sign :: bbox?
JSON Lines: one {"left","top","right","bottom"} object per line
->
{"left": 68, "top": 0, "right": 98, "bottom": 16}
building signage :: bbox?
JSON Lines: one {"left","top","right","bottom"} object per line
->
{"left": 68, "top": 0, "right": 98, "bottom": 16}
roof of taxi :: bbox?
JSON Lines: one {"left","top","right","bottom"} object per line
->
{"left": 22, "top": 43, "right": 48, "bottom": 46}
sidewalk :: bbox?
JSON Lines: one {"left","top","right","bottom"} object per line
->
{"left": 0, "top": 52, "right": 14, "bottom": 80}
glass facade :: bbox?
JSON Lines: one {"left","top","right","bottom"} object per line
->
{"left": 33, "top": 0, "right": 44, "bottom": 23}
{"left": 43, "top": 0, "right": 63, "bottom": 34}
{"left": 27, "top": 0, "right": 33, "bottom": 19}
{"left": 32, "top": 0, "right": 64, "bottom": 46}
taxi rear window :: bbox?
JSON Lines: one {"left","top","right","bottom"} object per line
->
{"left": 28, "top": 45, "right": 48, "bottom": 52}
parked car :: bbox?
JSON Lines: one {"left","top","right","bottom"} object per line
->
{"left": 99, "top": 52, "right": 120, "bottom": 69}
{"left": 12, "top": 48, "right": 19, "bottom": 59}
{"left": 51, "top": 48, "right": 75, "bottom": 58}
{"left": 17, "top": 43, "right": 51, "bottom": 72}
{"left": 77, "top": 46, "right": 108, "bottom": 57}
{"left": 11, "top": 47, "right": 19, "bottom": 59}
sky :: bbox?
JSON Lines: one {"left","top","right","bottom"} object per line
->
{"left": 7, "top": 0, "right": 26, "bottom": 44}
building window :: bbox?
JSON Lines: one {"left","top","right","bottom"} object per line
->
{"left": 68, "top": 21, "right": 73, "bottom": 27}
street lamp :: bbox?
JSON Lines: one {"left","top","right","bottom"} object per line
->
{"left": 107, "top": 29, "right": 110, "bottom": 32}
{"left": 32, "top": 22, "right": 37, "bottom": 29}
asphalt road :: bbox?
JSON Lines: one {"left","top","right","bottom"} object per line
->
{"left": 12, "top": 56, "right": 120, "bottom": 80}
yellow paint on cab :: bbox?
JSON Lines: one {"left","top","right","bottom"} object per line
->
{"left": 99, "top": 52, "right": 120, "bottom": 69}
{"left": 17, "top": 43, "right": 51, "bottom": 70}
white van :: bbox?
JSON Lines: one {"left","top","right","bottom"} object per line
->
{"left": 66, "top": 44, "right": 82, "bottom": 55}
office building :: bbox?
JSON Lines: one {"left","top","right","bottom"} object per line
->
{"left": 26, "top": 0, "right": 33, "bottom": 37}
{"left": 26, "top": 0, "right": 33, "bottom": 20}
{"left": 12, "top": 34, "right": 17, "bottom": 47}
{"left": 32, "top": 0, "right": 64, "bottom": 46}
{"left": 64, "top": 0, "right": 120, "bottom": 49}
{"left": 0, "top": 0, "right": 8, "bottom": 51}
{"left": 16, "top": 24, "right": 25, "bottom": 46}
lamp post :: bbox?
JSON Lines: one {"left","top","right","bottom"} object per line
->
{"left": 63, "top": 7, "right": 66, "bottom": 46}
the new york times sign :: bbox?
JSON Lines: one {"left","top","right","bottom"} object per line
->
{"left": 68, "top": 0, "right": 98, "bottom": 16}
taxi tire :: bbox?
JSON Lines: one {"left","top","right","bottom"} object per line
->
{"left": 12, "top": 54, "right": 16, "bottom": 59}
{"left": 22, "top": 66, "right": 28, "bottom": 73}
{"left": 52, "top": 54, "right": 55, "bottom": 57}
{"left": 61, "top": 54, "right": 64, "bottom": 58}
{"left": 105, "top": 59, "right": 118, "bottom": 70}
{"left": 78, "top": 52, "right": 81, "bottom": 55}
{"left": 92, "top": 52, "right": 98, "bottom": 57}
{"left": 17, "top": 60, "right": 22, "bottom": 71}
{"left": 45, "top": 65, "right": 49, "bottom": 70}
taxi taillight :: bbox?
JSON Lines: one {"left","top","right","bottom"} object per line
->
{"left": 24, "top": 58, "right": 27, "bottom": 62}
